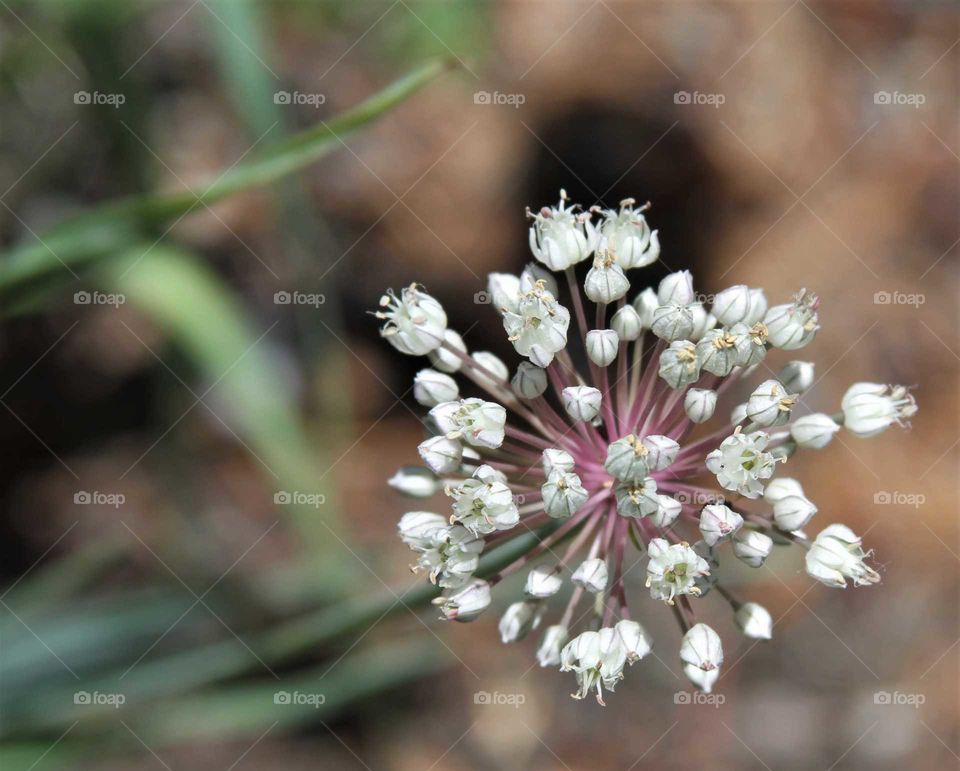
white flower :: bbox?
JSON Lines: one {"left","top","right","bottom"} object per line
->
{"left": 605, "top": 434, "right": 650, "bottom": 483}
{"left": 537, "top": 625, "right": 569, "bottom": 667}
{"left": 562, "top": 386, "right": 602, "bottom": 422}
{"left": 651, "top": 303, "right": 695, "bottom": 341}
{"left": 511, "top": 361, "right": 548, "bottom": 399}
{"left": 706, "top": 429, "right": 778, "bottom": 499}
{"left": 651, "top": 494, "right": 682, "bottom": 527}
{"left": 685, "top": 388, "right": 717, "bottom": 423}
{"left": 525, "top": 566, "right": 563, "bottom": 598}
{"left": 763, "top": 289, "right": 820, "bottom": 350}
{"left": 659, "top": 340, "right": 700, "bottom": 389}
{"left": 791, "top": 412, "right": 840, "bottom": 448}
{"left": 688, "top": 303, "right": 716, "bottom": 342}
{"left": 744, "top": 288, "right": 768, "bottom": 325}
{"left": 615, "top": 619, "right": 653, "bottom": 663}
{"left": 597, "top": 198, "right": 660, "bottom": 269}
{"left": 388, "top": 466, "right": 442, "bottom": 498}
{"left": 572, "top": 558, "right": 608, "bottom": 593}
{"left": 763, "top": 476, "right": 804, "bottom": 504}
{"left": 711, "top": 285, "right": 752, "bottom": 326}
{"left": 732, "top": 321, "right": 769, "bottom": 368}
{"left": 542, "top": 469, "right": 589, "bottom": 518}
{"left": 611, "top": 305, "right": 643, "bottom": 341}
{"left": 658, "top": 270, "right": 695, "bottom": 306}
{"left": 615, "top": 477, "right": 659, "bottom": 518}
{"left": 730, "top": 402, "right": 748, "bottom": 425}
{"left": 560, "top": 628, "right": 627, "bottom": 704}
{"left": 734, "top": 602, "right": 772, "bottom": 640}
{"left": 413, "top": 369, "right": 459, "bottom": 406}
{"left": 841, "top": 383, "right": 917, "bottom": 438}
{"left": 502, "top": 280, "right": 571, "bottom": 367}
{"left": 777, "top": 360, "right": 815, "bottom": 393}
{"left": 449, "top": 464, "right": 520, "bottom": 535}
{"left": 586, "top": 329, "right": 620, "bottom": 366}
{"left": 680, "top": 623, "right": 724, "bottom": 693}
{"left": 417, "top": 435, "right": 462, "bottom": 474}
{"left": 542, "top": 448, "right": 575, "bottom": 475}
{"left": 584, "top": 245, "right": 631, "bottom": 303}
{"left": 427, "top": 329, "right": 467, "bottom": 373}
{"left": 646, "top": 539, "right": 711, "bottom": 603}
{"left": 733, "top": 529, "right": 774, "bottom": 567}
{"left": 528, "top": 190, "right": 597, "bottom": 270}
{"left": 376, "top": 284, "right": 447, "bottom": 356}
{"left": 471, "top": 351, "right": 509, "bottom": 388}
{"left": 771, "top": 487, "right": 817, "bottom": 532}
{"left": 746, "top": 379, "right": 797, "bottom": 427}
{"left": 413, "top": 524, "right": 484, "bottom": 588}
{"left": 398, "top": 511, "right": 448, "bottom": 549}
{"left": 806, "top": 524, "right": 880, "bottom": 588}
{"left": 430, "top": 398, "right": 506, "bottom": 449}
{"left": 642, "top": 435, "right": 679, "bottom": 471}
{"left": 699, "top": 503, "right": 744, "bottom": 546}
{"left": 486, "top": 272, "right": 522, "bottom": 313}
{"left": 520, "top": 262, "right": 560, "bottom": 297}
{"left": 434, "top": 579, "right": 491, "bottom": 621}
{"left": 697, "top": 328, "right": 740, "bottom": 377}
{"left": 632, "top": 287, "right": 658, "bottom": 328}
{"left": 499, "top": 600, "right": 543, "bottom": 642}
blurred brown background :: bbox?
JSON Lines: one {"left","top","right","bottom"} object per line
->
{"left": 0, "top": 1, "right": 957, "bottom": 769}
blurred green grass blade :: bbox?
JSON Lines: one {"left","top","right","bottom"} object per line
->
{"left": 99, "top": 244, "right": 339, "bottom": 554}
{"left": 0, "top": 58, "right": 453, "bottom": 297}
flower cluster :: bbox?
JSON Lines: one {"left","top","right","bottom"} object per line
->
{"left": 378, "top": 191, "right": 917, "bottom": 704}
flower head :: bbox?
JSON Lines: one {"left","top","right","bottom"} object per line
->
{"left": 380, "top": 191, "right": 916, "bottom": 704}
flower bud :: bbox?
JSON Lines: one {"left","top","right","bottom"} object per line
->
{"left": 777, "top": 360, "right": 815, "bottom": 393}
{"left": 684, "top": 388, "right": 717, "bottom": 423}
{"left": 417, "top": 435, "right": 463, "bottom": 474}
{"left": 734, "top": 602, "right": 772, "bottom": 639}
{"left": 632, "top": 287, "right": 658, "bottom": 328}
{"left": 615, "top": 620, "right": 653, "bottom": 663}
{"left": 699, "top": 503, "right": 744, "bottom": 546}
{"left": 499, "top": 600, "right": 542, "bottom": 642}
{"left": 680, "top": 623, "right": 724, "bottom": 693}
{"left": 541, "top": 447, "right": 575, "bottom": 476}
{"left": 434, "top": 579, "right": 491, "bottom": 621}
{"left": 487, "top": 272, "right": 521, "bottom": 313}
{"left": 537, "top": 624, "right": 569, "bottom": 667}
{"left": 525, "top": 566, "right": 563, "bottom": 598}
{"left": 471, "top": 351, "right": 509, "bottom": 387}
{"left": 542, "top": 470, "right": 588, "bottom": 518}
{"left": 746, "top": 379, "right": 797, "bottom": 427}
{"left": 650, "top": 494, "right": 682, "bottom": 527}
{"left": 711, "top": 285, "right": 751, "bottom": 326}
{"left": 586, "top": 329, "right": 620, "bottom": 366}
{"left": 841, "top": 383, "right": 917, "bottom": 438}
{"left": 744, "top": 288, "right": 768, "bottom": 325}
{"left": 791, "top": 412, "right": 840, "bottom": 449}
{"left": 772, "top": 491, "right": 817, "bottom": 532}
{"left": 658, "top": 270, "right": 695, "bottom": 306}
{"left": 611, "top": 305, "right": 643, "bottom": 341}
{"left": 414, "top": 369, "right": 459, "bottom": 407}
{"left": 730, "top": 402, "right": 748, "bottom": 425}
{"left": 805, "top": 524, "right": 880, "bottom": 588}
{"left": 562, "top": 386, "right": 602, "bottom": 422}
{"left": 642, "top": 435, "right": 679, "bottom": 471}
{"left": 605, "top": 434, "right": 649, "bottom": 482}
{"left": 388, "top": 466, "right": 441, "bottom": 498}
{"left": 651, "top": 303, "right": 695, "bottom": 341}
{"left": 585, "top": 248, "right": 630, "bottom": 303}
{"left": 427, "top": 329, "right": 467, "bottom": 373}
{"left": 733, "top": 529, "right": 773, "bottom": 567}
{"left": 512, "top": 361, "right": 548, "bottom": 399}
{"left": 398, "top": 511, "right": 448, "bottom": 548}
{"left": 572, "top": 558, "right": 608, "bottom": 593}
{"left": 659, "top": 340, "right": 701, "bottom": 389}
{"left": 763, "top": 477, "right": 804, "bottom": 504}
